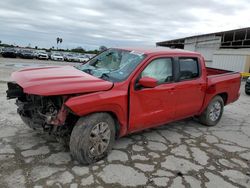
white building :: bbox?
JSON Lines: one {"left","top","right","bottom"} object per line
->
{"left": 156, "top": 27, "right": 250, "bottom": 73}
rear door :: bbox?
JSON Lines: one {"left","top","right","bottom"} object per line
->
{"left": 129, "top": 56, "right": 177, "bottom": 132}
{"left": 173, "top": 57, "right": 206, "bottom": 120}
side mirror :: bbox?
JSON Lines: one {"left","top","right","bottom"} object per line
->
{"left": 139, "top": 77, "right": 158, "bottom": 88}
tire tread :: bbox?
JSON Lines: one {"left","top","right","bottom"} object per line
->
{"left": 70, "top": 113, "right": 115, "bottom": 164}
{"left": 199, "top": 96, "right": 224, "bottom": 127}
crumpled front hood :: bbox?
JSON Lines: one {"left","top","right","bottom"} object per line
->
{"left": 11, "top": 66, "right": 113, "bottom": 96}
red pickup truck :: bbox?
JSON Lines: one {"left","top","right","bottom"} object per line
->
{"left": 7, "top": 48, "right": 241, "bottom": 164}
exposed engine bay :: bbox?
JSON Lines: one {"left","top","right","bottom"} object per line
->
{"left": 6, "top": 82, "right": 77, "bottom": 141}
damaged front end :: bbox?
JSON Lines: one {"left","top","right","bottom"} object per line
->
{"left": 6, "top": 82, "right": 77, "bottom": 140}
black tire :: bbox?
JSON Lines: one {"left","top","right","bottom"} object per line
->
{"left": 70, "top": 113, "right": 115, "bottom": 164}
{"left": 245, "top": 90, "right": 250, "bottom": 95}
{"left": 199, "top": 96, "right": 224, "bottom": 126}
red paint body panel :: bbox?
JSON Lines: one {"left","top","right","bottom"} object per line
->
{"left": 65, "top": 82, "right": 128, "bottom": 136}
{"left": 129, "top": 82, "right": 176, "bottom": 132}
{"left": 11, "top": 48, "right": 241, "bottom": 137}
{"left": 199, "top": 71, "right": 241, "bottom": 113}
{"left": 11, "top": 66, "right": 113, "bottom": 96}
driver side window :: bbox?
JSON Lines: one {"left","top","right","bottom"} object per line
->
{"left": 141, "top": 58, "right": 173, "bottom": 84}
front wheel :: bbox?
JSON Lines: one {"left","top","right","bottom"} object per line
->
{"left": 245, "top": 90, "right": 250, "bottom": 95}
{"left": 199, "top": 96, "right": 224, "bottom": 126}
{"left": 70, "top": 113, "right": 115, "bottom": 164}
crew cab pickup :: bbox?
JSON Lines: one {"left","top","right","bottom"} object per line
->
{"left": 6, "top": 48, "right": 241, "bottom": 164}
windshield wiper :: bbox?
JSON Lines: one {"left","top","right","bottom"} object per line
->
{"left": 90, "top": 58, "right": 100, "bottom": 67}
{"left": 82, "top": 69, "right": 93, "bottom": 75}
{"left": 100, "top": 73, "right": 110, "bottom": 81}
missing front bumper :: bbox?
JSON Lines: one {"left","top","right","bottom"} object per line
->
{"left": 6, "top": 82, "right": 24, "bottom": 99}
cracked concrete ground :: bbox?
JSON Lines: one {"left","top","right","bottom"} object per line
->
{"left": 0, "top": 58, "right": 250, "bottom": 187}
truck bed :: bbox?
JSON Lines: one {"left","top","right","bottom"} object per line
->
{"left": 206, "top": 67, "right": 233, "bottom": 76}
{"left": 205, "top": 67, "right": 241, "bottom": 106}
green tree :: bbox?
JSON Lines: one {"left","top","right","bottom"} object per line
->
{"left": 99, "top": 45, "right": 107, "bottom": 52}
{"left": 71, "top": 47, "right": 85, "bottom": 53}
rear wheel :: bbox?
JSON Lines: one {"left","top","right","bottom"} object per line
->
{"left": 199, "top": 96, "right": 224, "bottom": 126}
{"left": 70, "top": 113, "right": 115, "bottom": 164}
{"left": 245, "top": 90, "right": 250, "bottom": 95}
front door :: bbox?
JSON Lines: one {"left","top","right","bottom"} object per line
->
{"left": 129, "top": 57, "right": 177, "bottom": 133}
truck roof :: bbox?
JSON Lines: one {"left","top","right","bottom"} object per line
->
{"left": 116, "top": 47, "right": 201, "bottom": 56}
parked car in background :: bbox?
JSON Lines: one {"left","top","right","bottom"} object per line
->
{"left": 16, "top": 49, "right": 23, "bottom": 58}
{"left": 51, "top": 53, "right": 64, "bottom": 61}
{"left": 71, "top": 54, "right": 81, "bottom": 62}
{"left": 63, "top": 53, "right": 70, "bottom": 61}
{"left": 37, "top": 52, "right": 49, "bottom": 60}
{"left": 78, "top": 54, "right": 90, "bottom": 63}
{"left": 86, "top": 54, "right": 96, "bottom": 59}
{"left": 245, "top": 77, "right": 250, "bottom": 95}
{"left": 2, "top": 48, "right": 16, "bottom": 58}
{"left": 64, "top": 54, "right": 76, "bottom": 62}
{"left": 0, "top": 48, "right": 3, "bottom": 56}
{"left": 33, "top": 51, "right": 39, "bottom": 58}
{"left": 19, "top": 50, "right": 34, "bottom": 59}
{"left": 47, "top": 52, "right": 52, "bottom": 59}
{"left": 7, "top": 48, "right": 241, "bottom": 164}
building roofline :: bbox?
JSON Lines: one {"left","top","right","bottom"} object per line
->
{"left": 156, "top": 27, "right": 250, "bottom": 44}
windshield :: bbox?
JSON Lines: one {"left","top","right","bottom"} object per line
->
{"left": 77, "top": 49, "right": 146, "bottom": 82}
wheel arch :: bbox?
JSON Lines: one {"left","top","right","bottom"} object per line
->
{"left": 104, "top": 111, "right": 121, "bottom": 139}
{"left": 217, "top": 92, "right": 228, "bottom": 105}
{"left": 199, "top": 92, "right": 227, "bottom": 115}
{"left": 71, "top": 111, "right": 123, "bottom": 139}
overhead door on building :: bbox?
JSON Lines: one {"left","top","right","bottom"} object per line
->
{"left": 212, "top": 50, "right": 250, "bottom": 72}
{"left": 213, "top": 55, "right": 246, "bottom": 72}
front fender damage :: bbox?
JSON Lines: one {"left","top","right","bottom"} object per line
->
{"left": 48, "top": 105, "right": 68, "bottom": 126}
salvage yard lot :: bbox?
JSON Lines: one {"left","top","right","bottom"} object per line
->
{"left": 0, "top": 57, "right": 250, "bottom": 187}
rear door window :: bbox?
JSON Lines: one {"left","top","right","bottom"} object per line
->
{"left": 179, "top": 58, "right": 199, "bottom": 81}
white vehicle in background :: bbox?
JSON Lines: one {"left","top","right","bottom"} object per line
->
{"left": 85, "top": 54, "right": 96, "bottom": 59}
{"left": 37, "top": 52, "right": 49, "bottom": 60}
{"left": 51, "top": 53, "right": 64, "bottom": 61}
{"left": 65, "top": 54, "right": 77, "bottom": 62}
{"left": 77, "top": 54, "right": 90, "bottom": 63}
